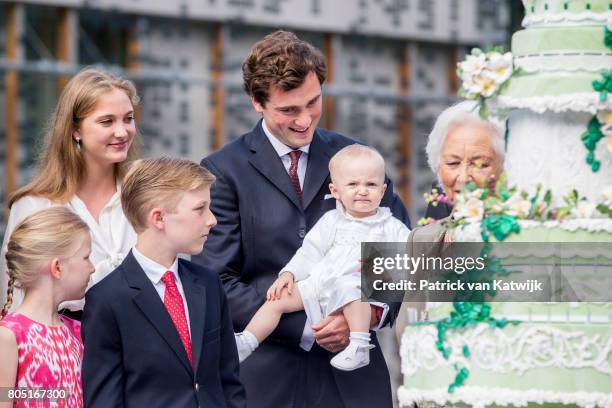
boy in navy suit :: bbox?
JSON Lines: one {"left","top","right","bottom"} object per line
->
{"left": 82, "top": 157, "right": 246, "bottom": 408}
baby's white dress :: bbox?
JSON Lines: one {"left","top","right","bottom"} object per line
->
{"left": 283, "top": 203, "right": 410, "bottom": 326}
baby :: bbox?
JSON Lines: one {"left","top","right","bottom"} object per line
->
{"left": 235, "top": 144, "right": 410, "bottom": 371}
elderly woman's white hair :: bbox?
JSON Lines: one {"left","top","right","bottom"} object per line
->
{"left": 425, "top": 100, "right": 505, "bottom": 176}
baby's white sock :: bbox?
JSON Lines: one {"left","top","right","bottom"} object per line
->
{"left": 349, "top": 331, "right": 371, "bottom": 346}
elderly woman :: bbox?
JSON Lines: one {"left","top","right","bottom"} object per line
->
{"left": 423, "top": 100, "right": 505, "bottom": 222}
{"left": 395, "top": 101, "right": 505, "bottom": 340}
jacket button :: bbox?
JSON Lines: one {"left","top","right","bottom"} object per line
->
{"left": 195, "top": 382, "right": 199, "bottom": 392}
{"left": 298, "top": 228, "right": 306, "bottom": 239}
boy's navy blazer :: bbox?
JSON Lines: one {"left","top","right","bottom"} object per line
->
{"left": 194, "top": 120, "right": 411, "bottom": 408}
{"left": 82, "top": 251, "right": 246, "bottom": 408}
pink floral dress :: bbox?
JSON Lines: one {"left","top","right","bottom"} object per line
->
{"left": 0, "top": 313, "right": 83, "bottom": 407}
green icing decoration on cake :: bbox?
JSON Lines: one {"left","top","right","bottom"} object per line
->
{"left": 402, "top": 323, "right": 612, "bottom": 392}
{"left": 523, "top": 0, "right": 611, "bottom": 16}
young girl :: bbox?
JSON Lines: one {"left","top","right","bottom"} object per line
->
{"left": 235, "top": 145, "right": 410, "bottom": 371}
{"left": 0, "top": 68, "right": 141, "bottom": 315}
{"left": 0, "top": 208, "right": 93, "bottom": 408}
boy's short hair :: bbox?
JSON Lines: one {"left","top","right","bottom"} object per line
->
{"left": 242, "top": 30, "right": 327, "bottom": 107}
{"left": 121, "top": 157, "right": 216, "bottom": 232}
{"left": 328, "top": 144, "right": 386, "bottom": 182}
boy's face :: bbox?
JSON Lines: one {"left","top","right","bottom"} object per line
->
{"left": 163, "top": 187, "right": 217, "bottom": 255}
{"left": 329, "top": 156, "right": 387, "bottom": 218}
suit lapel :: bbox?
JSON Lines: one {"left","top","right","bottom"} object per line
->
{"left": 179, "top": 262, "right": 206, "bottom": 374}
{"left": 302, "top": 129, "right": 334, "bottom": 209}
{"left": 123, "top": 252, "right": 193, "bottom": 376}
{"left": 247, "top": 121, "right": 302, "bottom": 210}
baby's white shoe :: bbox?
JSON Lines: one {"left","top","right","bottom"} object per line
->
{"left": 235, "top": 331, "right": 258, "bottom": 363}
{"left": 330, "top": 342, "right": 375, "bottom": 371}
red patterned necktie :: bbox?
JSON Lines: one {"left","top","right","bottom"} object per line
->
{"left": 288, "top": 150, "right": 302, "bottom": 199}
{"left": 161, "top": 271, "right": 193, "bottom": 366}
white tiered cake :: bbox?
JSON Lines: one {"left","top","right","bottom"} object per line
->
{"left": 502, "top": 0, "right": 612, "bottom": 205}
{"left": 399, "top": 1, "right": 612, "bottom": 407}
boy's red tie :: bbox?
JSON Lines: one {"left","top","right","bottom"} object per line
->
{"left": 161, "top": 271, "right": 193, "bottom": 366}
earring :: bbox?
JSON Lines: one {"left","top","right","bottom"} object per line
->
{"left": 74, "top": 137, "right": 81, "bottom": 151}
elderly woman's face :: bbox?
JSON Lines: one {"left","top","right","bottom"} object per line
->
{"left": 438, "top": 122, "right": 502, "bottom": 202}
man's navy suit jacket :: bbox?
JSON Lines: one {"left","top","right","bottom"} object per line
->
{"left": 193, "top": 120, "right": 410, "bottom": 408}
{"left": 81, "top": 251, "right": 246, "bottom": 408}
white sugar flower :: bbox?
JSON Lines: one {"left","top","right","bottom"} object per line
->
{"left": 453, "top": 196, "right": 485, "bottom": 223}
{"left": 461, "top": 78, "right": 482, "bottom": 99}
{"left": 459, "top": 52, "right": 486, "bottom": 77}
{"left": 471, "top": 75, "right": 497, "bottom": 98}
{"left": 484, "top": 52, "right": 513, "bottom": 85}
{"left": 607, "top": 136, "right": 612, "bottom": 154}
{"left": 454, "top": 189, "right": 485, "bottom": 206}
{"left": 504, "top": 193, "right": 531, "bottom": 218}
{"left": 458, "top": 49, "right": 513, "bottom": 100}
{"left": 452, "top": 221, "right": 483, "bottom": 243}
{"left": 570, "top": 201, "right": 597, "bottom": 219}
{"left": 459, "top": 77, "right": 478, "bottom": 99}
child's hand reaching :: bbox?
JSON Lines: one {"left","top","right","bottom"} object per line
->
{"left": 267, "top": 271, "right": 295, "bottom": 300}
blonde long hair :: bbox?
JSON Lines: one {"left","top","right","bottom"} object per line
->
{"left": 1, "top": 207, "right": 90, "bottom": 319}
{"left": 9, "top": 68, "right": 142, "bottom": 207}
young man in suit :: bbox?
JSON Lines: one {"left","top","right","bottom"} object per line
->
{"left": 192, "top": 30, "right": 411, "bottom": 408}
{"left": 82, "top": 157, "right": 246, "bottom": 408}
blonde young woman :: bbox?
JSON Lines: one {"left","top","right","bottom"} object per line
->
{"left": 0, "top": 208, "right": 93, "bottom": 408}
{"left": 0, "top": 68, "right": 141, "bottom": 314}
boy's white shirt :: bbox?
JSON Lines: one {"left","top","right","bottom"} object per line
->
{"left": 132, "top": 246, "right": 192, "bottom": 337}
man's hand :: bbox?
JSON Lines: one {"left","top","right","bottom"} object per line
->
{"left": 267, "top": 271, "right": 295, "bottom": 300}
{"left": 312, "top": 314, "right": 350, "bottom": 353}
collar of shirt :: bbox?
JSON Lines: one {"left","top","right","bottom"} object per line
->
{"left": 132, "top": 246, "right": 179, "bottom": 286}
{"left": 105, "top": 183, "right": 122, "bottom": 208}
{"left": 262, "top": 119, "right": 310, "bottom": 157}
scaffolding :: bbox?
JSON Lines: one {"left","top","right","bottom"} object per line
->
{"left": 1, "top": 0, "right": 513, "bottom": 229}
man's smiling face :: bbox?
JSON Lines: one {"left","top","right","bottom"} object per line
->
{"left": 252, "top": 71, "right": 323, "bottom": 148}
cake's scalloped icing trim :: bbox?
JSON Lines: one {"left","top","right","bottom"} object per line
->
{"left": 452, "top": 218, "right": 612, "bottom": 242}
{"left": 398, "top": 386, "right": 612, "bottom": 408}
{"left": 523, "top": 11, "right": 610, "bottom": 28}
{"left": 514, "top": 53, "right": 612, "bottom": 74}
{"left": 518, "top": 218, "right": 612, "bottom": 233}
{"left": 495, "top": 94, "right": 612, "bottom": 114}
